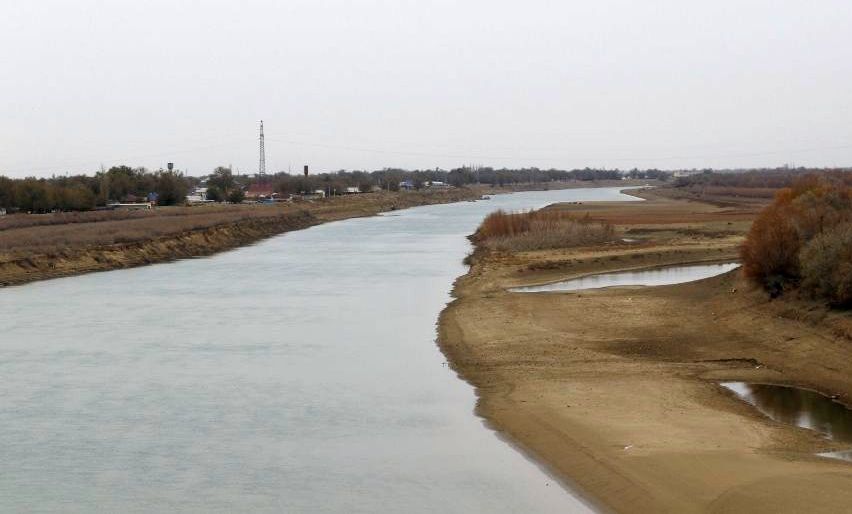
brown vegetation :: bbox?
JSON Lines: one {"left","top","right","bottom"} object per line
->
{"left": 664, "top": 169, "right": 849, "bottom": 205}
{"left": 800, "top": 223, "right": 852, "bottom": 305}
{"left": 0, "top": 203, "right": 267, "bottom": 232}
{"left": 741, "top": 172, "right": 852, "bottom": 304}
{"left": 472, "top": 209, "right": 614, "bottom": 252}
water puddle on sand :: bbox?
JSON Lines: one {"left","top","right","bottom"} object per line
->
{"left": 721, "top": 382, "right": 852, "bottom": 462}
{"left": 510, "top": 262, "right": 739, "bottom": 293}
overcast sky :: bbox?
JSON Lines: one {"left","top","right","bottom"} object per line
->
{"left": 2, "top": 1, "right": 852, "bottom": 177}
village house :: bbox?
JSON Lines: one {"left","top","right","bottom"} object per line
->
{"left": 672, "top": 170, "right": 704, "bottom": 178}
{"left": 295, "top": 189, "right": 326, "bottom": 200}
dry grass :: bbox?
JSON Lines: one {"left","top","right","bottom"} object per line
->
{"left": 0, "top": 203, "right": 272, "bottom": 231}
{"left": 0, "top": 205, "right": 310, "bottom": 256}
{"left": 474, "top": 209, "right": 615, "bottom": 252}
{"left": 692, "top": 186, "right": 779, "bottom": 199}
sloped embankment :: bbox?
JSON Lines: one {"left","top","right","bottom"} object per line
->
{"left": 0, "top": 210, "right": 318, "bottom": 287}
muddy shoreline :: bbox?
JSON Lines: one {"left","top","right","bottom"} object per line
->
{"left": 437, "top": 190, "right": 852, "bottom": 513}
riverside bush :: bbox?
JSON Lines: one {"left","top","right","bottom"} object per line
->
{"left": 741, "top": 172, "right": 852, "bottom": 303}
{"left": 799, "top": 223, "right": 852, "bottom": 306}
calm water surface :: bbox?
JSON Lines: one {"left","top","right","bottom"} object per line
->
{"left": 510, "top": 262, "right": 740, "bottom": 293}
{"left": 722, "top": 382, "right": 852, "bottom": 462}
{"left": 0, "top": 187, "right": 638, "bottom": 513}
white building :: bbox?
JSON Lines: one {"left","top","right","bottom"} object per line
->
{"left": 186, "top": 187, "right": 213, "bottom": 204}
{"left": 672, "top": 170, "right": 703, "bottom": 178}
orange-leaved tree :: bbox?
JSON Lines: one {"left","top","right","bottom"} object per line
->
{"left": 741, "top": 172, "right": 852, "bottom": 302}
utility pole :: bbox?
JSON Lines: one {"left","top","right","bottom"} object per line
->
{"left": 258, "top": 120, "right": 266, "bottom": 182}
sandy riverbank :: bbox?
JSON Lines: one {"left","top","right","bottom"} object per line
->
{"left": 438, "top": 189, "right": 852, "bottom": 513}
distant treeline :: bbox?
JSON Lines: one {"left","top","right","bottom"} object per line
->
{"left": 0, "top": 166, "right": 192, "bottom": 212}
{"left": 673, "top": 168, "right": 852, "bottom": 189}
{"left": 0, "top": 165, "right": 668, "bottom": 213}
{"left": 264, "top": 166, "right": 667, "bottom": 195}
{"left": 669, "top": 168, "right": 852, "bottom": 200}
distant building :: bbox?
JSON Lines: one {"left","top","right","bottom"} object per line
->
{"left": 297, "top": 190, "right": 326, "bottom": 200}
{"left": 344, "top": 186, "right": 361, "bottom": 194}
{"left": 245, "top": 183, "right": 276, "bottom": 201}
{"left": 426, "top": 180, "right": 451, "bottom": 189}
{"left": 672, "top": 170, "right": 703, "bottom": 178}
{"left": 399, "top": 180, "right": 415, "bottom": 190}
{"left": 108, "top": 202, "right": 153, "bottom": 210}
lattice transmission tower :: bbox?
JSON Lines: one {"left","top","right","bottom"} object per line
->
{"left": 258, "top": 120, "right": 266, "bottom": 181}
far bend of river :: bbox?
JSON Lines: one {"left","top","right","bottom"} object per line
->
{"left": 0, "top": 187, "right": 639, "bottom": 513}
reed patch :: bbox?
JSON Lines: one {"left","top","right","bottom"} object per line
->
{"left": 473, "top": 209, "right": 615, "bottom": 252}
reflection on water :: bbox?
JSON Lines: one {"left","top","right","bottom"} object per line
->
{"left": 0, "top": 187, "right": 640, "bottom": 513}
{"left": 722, "top": 382, "right": 852, "bottom": 462}
{"left": 510, "top": 262, "right": 740, "bottom": 293}
{"left": 820, "top": 449, "right": 852, "bottom": 462}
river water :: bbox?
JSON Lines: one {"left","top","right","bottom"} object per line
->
{"left": 0, "top": 187, "right": 638, "bottom": 513}
{"left": 510, "top": 262, "right": 740, "bottom": 293}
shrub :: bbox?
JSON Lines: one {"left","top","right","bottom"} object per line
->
{"left": 228, "top": 189, "right": 246, "bottom": 204}
{"left": 206, "top": 185, "right": 224, "bottom": 202}
{"left": 741, "top": 172, "right": 852, "bottom": 302}
{"left": 799, "top": 223, "right": 852, "bottom": 306}
{"left": 740, "top": 193, "right": 801, "bottom": 296}
{"left": 155, "top": 170, "right": 189, "bottom": 206}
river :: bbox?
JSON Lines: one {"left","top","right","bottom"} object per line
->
{"left": 0, "top": 187, "right": 639, "bottom": 513}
